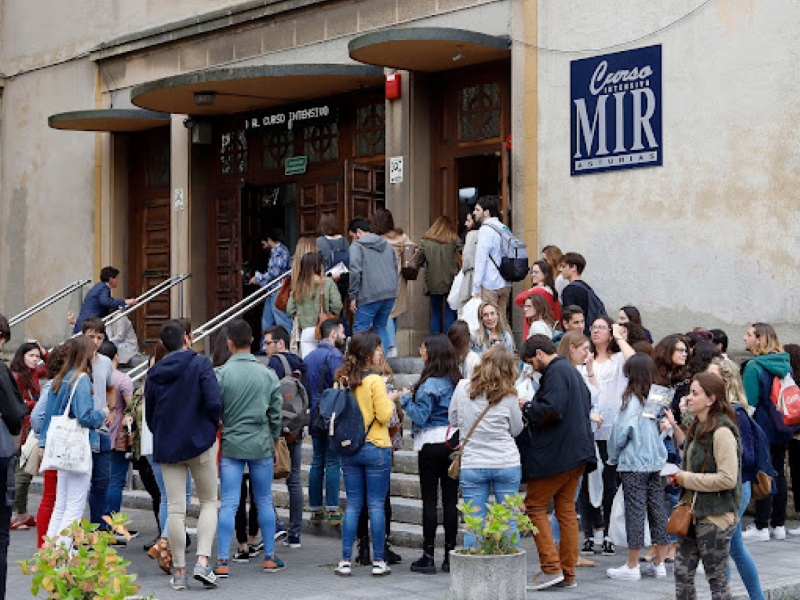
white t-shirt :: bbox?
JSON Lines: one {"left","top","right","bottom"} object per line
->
{"left": 461, "top": 351, "right": 481, "bottom": 380}
{"left": 555, "top": 274, "right": 569, "bottom": 298}
{"left": 581, "top": 352, "right": 627, "bottom": 441}
{"left": 527, "top": 320, "right": 553, "bottom": 340}
{"left": 92, "top": 353, "right": 114, "bottom": 434}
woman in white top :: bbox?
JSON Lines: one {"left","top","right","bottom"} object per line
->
{"left": 447, "top": 320, "right": 481, "bottom": 380}
{"left": 576, "top": 316, "right": 635, "bottom": 555}
{"left": 523, "top": 295, "right": 555, "bottom": 340}
{"left": 448, "top": 346, "right": 523, "bottom": 550}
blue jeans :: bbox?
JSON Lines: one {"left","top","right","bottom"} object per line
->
{"left": 308, "top": 436, "right": 341, "bottom": 512}
{"left": 353, "top": 299, "right": 395, "bottom": 352}
{"left": 261, "top": 294, "right": 294, "bottom": 339}
{"left": 729, "top": 482, "right": 766, "bottom": 600}
{"left": 217, "top": 456, "right": 276, "bottom": 560}
{"left": 460, "top": 466, "right": 522, "bottom": 549}
{"left": 106, "top": 450, "right": 131, "bottom": 516}
{"left": 274, "top": 438, "right": 303, "bottom": 538}
{"left": 430, "top": 294, "right": 456, "bottom": 335}
{"left": 341, "top": 443, "right": 392, "bottom": 561}
{"left": 152, "top": 460, "right": 192, "bottom": 533}
{"left": 385, "top": 318, "right": 397, "bottom": 350}
{"left": 89, "top": 442, "right": 111, "bottom": 527}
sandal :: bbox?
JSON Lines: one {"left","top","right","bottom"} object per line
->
{"left": 11, "top": 515, "right": 34, "bottom": 530}
{"left": 147, "top": 538, "right": 173, "bottom": 574}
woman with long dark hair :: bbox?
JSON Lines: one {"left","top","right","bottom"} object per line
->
{"left": 334, "top": 332, "right": 395, "bottom": 577}
{"left": 401, "top": 334, "right": 461, "bottom": 574}
{"left": 515, "top": 259, "right": 561, "bottom": 337}
{"left": 447, "top": 320, "right": 480, "bottom": 379}
{"left": 617, "top": 306, "right": 652, "bottom": 343}
{"left": 287, "top": 252, "right": 342, "bottom": 358}
{"left": 522, "top": 294, "right": 555, "bottom": 340}
{"left": 417, "top": 217, "right": 463, "bottom": 334}
{"left": 673, "top": 373, "right": 741, "bottom": 600}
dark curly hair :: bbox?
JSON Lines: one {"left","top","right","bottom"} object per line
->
{"left": 334, "top": 331, "right": 383, "bottom": 388}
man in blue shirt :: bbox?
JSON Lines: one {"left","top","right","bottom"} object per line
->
{"left": 471, "top": 197, "right": 511, "bottom": 318}
{"left": 73, "top": 267, "right": 136, "bottom": 333}
{"left": 250, "top": 231, "right": 293, "bottom": 336}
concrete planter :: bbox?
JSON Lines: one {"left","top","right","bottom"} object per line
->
{"left": 449, "top": 549, "right": 527, "bottom": 600}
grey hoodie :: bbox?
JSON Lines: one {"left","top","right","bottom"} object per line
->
{"left": 348, "top": 233, "right": 398, "bottom": 306}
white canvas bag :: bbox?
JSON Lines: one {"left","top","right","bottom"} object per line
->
{"left": 40, "top": 374, "right": 93, "bottom": 476}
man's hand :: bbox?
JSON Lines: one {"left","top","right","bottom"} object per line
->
{"left": 350, "top": 300, "right": 357, "bottom": 313}
{"left": 67, "top": 310, "right": 76, "bottom": 326}
{"left": 248, "top": 276, "right": 257, "bottom": 285}
{"left": 124, "top": 298, "right": 137, "bottom": 307}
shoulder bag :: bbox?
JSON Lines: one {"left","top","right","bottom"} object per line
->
{"left": 274, "top": 276, "right": 292, "bottom": 313}
{"left": 448, "top": 401, "right": 494, "bottom": 480}
{"left": 40, "top": 374, "right": 93, "bottom": 476}
{"left": 273, "top": 437, "right": 291, "bottom": 479}
{"left": 315, "top": 281, "right": 339, "bottom": 340}
{"left": 666, "top": 445, "right": 709, "bottom": 537}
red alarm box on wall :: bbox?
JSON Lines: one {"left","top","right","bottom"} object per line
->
{"left": 385, "top": 73, "right": 402, "bottom": 100}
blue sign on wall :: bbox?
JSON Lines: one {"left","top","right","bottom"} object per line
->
{"left": 570, "top": 45, "right": 662, "bottom": 176}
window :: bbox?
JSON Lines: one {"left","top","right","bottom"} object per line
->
{"left": 147, "top": 142, "right": 170, "bottom": 187}
{"left": 303, "top": 122, "right": 338, "bottom": 164}
{"left": 220, "top": 130, "right": 248, "bottom": 175}
{"left": 262, "top": 129, "right": 295, "bottom": 171}
{"left": 355, "top": 102, "right": 385, "bottom": 157}
{"left": 459, "top": 83, "right": 501, "bottom": 142}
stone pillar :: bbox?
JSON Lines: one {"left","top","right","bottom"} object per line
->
{"left": 170, "top": 114, "right": 191, "bottom": 319}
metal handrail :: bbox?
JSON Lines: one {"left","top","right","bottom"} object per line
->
{"left": 130, "top": 273, "right": 287, "bottom": 383}
{"left": 9, "top": 279, "right": 92, "bottom": 327}
{"left": 103, "top": 274, "right": 192, "bottom": 329}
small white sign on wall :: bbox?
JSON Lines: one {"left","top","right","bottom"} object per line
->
{"left": 173, "top": 188, "right": 185, "bottom": 211}
{"left": 389, "top": 157, "right": 404, "bottom": 184}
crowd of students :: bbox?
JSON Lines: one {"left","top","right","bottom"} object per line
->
{"left": 0, "top": 200, "right": 798, "bottom": 599}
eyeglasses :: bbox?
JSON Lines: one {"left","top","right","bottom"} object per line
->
{"left": 675, "top": 348, "right": 689, "bottom": 354}
{"left": 590, "top": 325, "right": 609, "bottom": 332}
{"left": 264, "top": 339, "right": 278, "bottom": 346}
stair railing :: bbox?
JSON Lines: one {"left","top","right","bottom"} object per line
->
{"left": 8, "top": 279, "right": 92, "bottom": 328}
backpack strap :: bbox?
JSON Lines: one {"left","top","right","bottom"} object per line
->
{"left": 276, "top": 353, "right": 294, "bottom": 380}
{"left": 316, "top": 348, "right": 336, "bottom": 396}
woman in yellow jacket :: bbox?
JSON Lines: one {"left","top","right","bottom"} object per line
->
{"left": 333, "top": 331, "right": 396, "bottom": 578}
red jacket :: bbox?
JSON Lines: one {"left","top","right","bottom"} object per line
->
{"left": 12, "top": 361, "right": 46, "bottom": 446}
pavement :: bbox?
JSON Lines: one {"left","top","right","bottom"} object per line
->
{"left": 7, "top": 495, "right": 800, "bottom": 600}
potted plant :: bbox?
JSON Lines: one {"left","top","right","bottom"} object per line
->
{"left": 449, "top": 494, "right": 535, "bottom": 600}
{"left": 19, "top": 513, "right": 144, "bottom": 600}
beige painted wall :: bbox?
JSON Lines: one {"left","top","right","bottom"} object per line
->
{"left": 536, "top": 0, "right": 800, "bottom": 351}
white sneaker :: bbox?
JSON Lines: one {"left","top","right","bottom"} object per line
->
{"left": 334, "top": 560, "right": 351, "bottom": 577}
{"left": 787, "top": 526, "right": 800, "bottom": 537}
{"left": 696, "top": 561, "right": 705, "bottom": 576}
{"left": 770, "top": 526, "right": 787, "bottom": 540}
{"left": 641, "top": 562, "right": 667, "bottom": 579}
{"left": 742, "top": 524, "right": 770, "bottom": 542}
{"left": 372, "top": 560, "right": 391, "bottom": 577}
{"left": 607, "top": 563, "right": 641, "bottom": 581}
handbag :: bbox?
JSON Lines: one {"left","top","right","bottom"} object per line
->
{"left": 447, "top": 271, "right": 465, "bottom": 311}
{"left": 39, "top": 374, "right": 93, "bottom": 476}
{"left": 274, "top": 276, "right": 292, "bottom": 313}
{"left": 273, "top": 436, "right": 291, "bottom": 479}
{"left": 752, "top": 470, "right": 773, "bottom": 500}
{"left": 666, "top": 445, "right": 709, "bottom": 537}
{"left": 314, "top": 282, "right": 339, "bottom": 340}
{"left": 20, "top": 431, "right": 41, "bottom": 477}
{"left": 448, "top": 402, "right": 494, "bottom": 480}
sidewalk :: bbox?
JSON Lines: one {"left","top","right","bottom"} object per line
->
{"left": 8, "top": 495, "right": 800, "bottom": 600}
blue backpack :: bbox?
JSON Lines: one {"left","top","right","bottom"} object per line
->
{"left": 318, "top": 384, "right": 375, "bottom": 456}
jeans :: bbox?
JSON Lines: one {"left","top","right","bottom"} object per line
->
{"left": 47, "top": 470, "right": 92, "bottom": 542}
{"left": 385, "top": 318, "right": 397, "bottom": 350}
{"left": 461, "top": 466, "right": 522, "bottom": 549}
{"left": 754, "top": 441, "right": 788, "bottom": 529}
{"left": 218, "top": 457, "right": 276, "bottom": 560}
{"left": 578, "top": 440, "right": 617, "bottom": 537}
{"left": 341, "top": 443, "right": 392, "bottom": 562}
{"left": 236, "top": 475, "right": 258, "bottom": 544}
{"left": 275, "top": 439, "right": 303, "bottom": 537}
{"left": 106, "top": 450, "right": 131, "bottom": 516}
{"left": 37, "top": 470, "right": 57, "bottom": 548}
{"left": 419, "top": 442, "right": 459, "bottom": 552}
{"left": 152, "top": 460, "right": 192, "bottom": 534}
{"left": 88, "top": 444, "right": 112, "bottom": 527}
{"left": 675, "top": 522, "right": 735, "bottom": 600}
{"left": 308, "top": 436, "right": 341, "bottom": 512}
{"left": 0, "top": 458, "right": 12, "bottom": 599}
{"left": 728, "top": 482, "right": 766, "bottom": 600}
{"left": 353, "top": 299, "right": 395, "bottom": 353}
{"left": 161, "top": 442, "right": 219, "bottom": 569}
{"left": 261, "top": 294, "right": 293, "bottom": 338}
{"left": 430, "top": 294, "right": 457, "bottom": 335}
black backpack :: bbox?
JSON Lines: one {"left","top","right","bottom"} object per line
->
{"left": 571, "top": 280, "right": 607, "bottom": 330}
{"left": 318, "top": 382, "right": 375, "bottom": 456}
{"left": 483, "top": 222, "right": 529, "bottom": 282}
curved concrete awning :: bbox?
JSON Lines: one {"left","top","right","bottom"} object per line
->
{"left": 348, "top": 27, "right": 510, "bottom": 72}
{"left": 48, "top": 109, "right": 171, "bottom": 132}
{"left": 131, "top": 64, "right": 385, "bottom": 116}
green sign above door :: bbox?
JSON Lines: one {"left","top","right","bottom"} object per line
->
{"left": 285, "top": 156, "right": 308, "bottom": 175}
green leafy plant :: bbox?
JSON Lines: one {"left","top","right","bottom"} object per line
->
{"left": 19, "top": 513, "right": 143, "bottom": 600}
{"left": 457, "top": 493, "right": 537, "bottom": 555}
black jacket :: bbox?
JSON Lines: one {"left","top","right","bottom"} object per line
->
{"left": 521, "top": 356, "right": 596, "bottom": 479}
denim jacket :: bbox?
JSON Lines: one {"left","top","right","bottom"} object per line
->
{"left": 41, "top": 371, "right": 107, "bottom": 453}
{"left": 607, "top": 396, "right": 667, "bottom": 472}
{"left": 401, "top": 376, "right": 455, "bottom": 436}
{"left": 31, "top": 381, "right": 51, "bottom": 447}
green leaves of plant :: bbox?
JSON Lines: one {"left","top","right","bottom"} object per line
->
{"left": 457, "top": 493, "right": 538, "bottom": 555}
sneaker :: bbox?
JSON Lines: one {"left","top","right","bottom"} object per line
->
{"left": 335, "top": 560, "right": 352, "bottom": 577}
{"left": 214, "top": 560, "right": 229, "bottom": 579}
{"left": 602, "top": 538, "right": 616, "bottom": 556}
{"left": 742, "top": 524, "right": 770, "bottom": 542}
{"left": 372, "top": 560, "right": 391, "bottom": 577}
{"left": 310, "top": 510, "right": 326, "bottom": 525}
{"left": 641, "top": 562, "right": 667, "bottom": 579}
{"left": 274, "top": 527, "right": 288, "bottom": 543}
{"left": 555, "top": 579, "right": 577, "bottom": 588}
{"left": 127, "top": 529, "right": 140, "bottom": 539}
{"left": 170, "top": 570, "right": 188, "bottom": 590}
{"left": 283, "top": 535, "right": 301, "bottom": 548}
{"left": 697, "top": 561, "right": 705, "bottom": 575}
{"left": 232, "top": 549, "right": 250, "bottom": 563}
{"left": 326, "top": 510, "right": 344, "bottom": 526}
{"left": 527, "top": 571, "right": 565, "bottom": 590}
{"left": 249, "top": 540, "right": 264, "bottom": 555}
{"left": 110, "top": 537, "right": 127, "bottom": 548}
{"left": 607, "top": 563, "right": 641, "bottom": 581}
{"left": 581, "top": 539, "right": 595, "bottom": 555}
{"left": 771, "top": 526, "right": 787, "bottom": 540}
{"left": 788, "top": 526, "right": 800, "bottom": 537}
{"left": 263, "top": 555, "right": 286, "bottom": 573}
{"left": 193, "top": 563, "right": 218, "bottom": 588}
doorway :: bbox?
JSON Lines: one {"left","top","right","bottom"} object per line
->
{"left": 455, "top": 153, "right": 501, "bottom": 232}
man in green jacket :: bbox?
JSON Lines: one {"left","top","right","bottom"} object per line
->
{"left": 213, "top": 319, "right": 285, "bottom": 579}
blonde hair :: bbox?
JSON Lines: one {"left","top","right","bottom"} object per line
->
{"left": 469, "top": 345, "right": 518, "bottom": 404}
{"left": 474, "top": 301, "right": 509, "bottom": 350}
{"left": 557, "top": 331, "right": 589, "bottom": 366}
{"left": 751, "top": 322, "right": 783, "bottom": 356}
{"left": 291, "top": 236, "right": 318, "bottom": 284}
{"left": 421, "top": 216, "right": 459, "bottom": 244}
{"left": 710, "top": 357, "right": 748, "bottom": 407}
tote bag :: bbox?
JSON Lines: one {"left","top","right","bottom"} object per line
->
{"left": 40, "top": 374, "right": 93, "bottom": 476}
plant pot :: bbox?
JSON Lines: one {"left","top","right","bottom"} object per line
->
{"left": 449, "top": 549, "right": 527, "bottom": 600}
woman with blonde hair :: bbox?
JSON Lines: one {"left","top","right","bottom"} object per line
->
{"left": 287, "top": 252, "right": 342, "bottom": 358}
{"left": 448, "top": 346, "right": 523, "bottom": 549}
{"left": 417, "top": 216, "right": 463, "bottom": 334}
{"left": 470, "top": 301, "right": 514, "bottom": 355}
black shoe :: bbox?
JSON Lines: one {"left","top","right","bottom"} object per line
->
{"left": 384, "top": 544, "right": 402, "bottom": 565}
{"left": 581, "top": 539, "right": 595, "bottom": 555}
{"left": 442, "top": 545, "right": 454, "bottom": 573}
{"left": 356, "top": 539, "right": 371, "bottom": 566}
{"left": 602, "top": 539, "right": 616, "bottom": 556}
{"left": 232, "top": 548, "right": 251, "bottom": 563}
{"left": 186, "top": 531, "right": 192, "bottom": 549}
{"left": 126, "top": 529, "right": 140, "bottom": 539}
{"left": 410, "top": 553, "right": 437, "bottom": 575}
{"left": 110, "top": 538, "right": 127, "bottom": 548}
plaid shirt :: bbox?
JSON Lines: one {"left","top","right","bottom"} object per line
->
{"left": 255, "top": 242, "right": 291, "bottom": 285}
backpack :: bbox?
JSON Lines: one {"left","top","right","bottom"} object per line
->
{"left": 318, "top": 236, "right": 349, "bottom": 273}
{"left": 483, "top": 222, "right": 529, "bottom": 283}
{"left": 771, "top": 374, "right": 800, "bottom": 426}
{"left": 308, "top": 349, "right": 336, "bottom": 438}
{"left": 318, "top": 382, "right": 375, "bottom": 456}
{"left": 570, "top": 280, "right": 607, "bottom": 329}
{"left": 754, "top": 364, "right": 800, "bottom": 441}
{"left": 275, "top": 353, "right": 310, "bottom": 437}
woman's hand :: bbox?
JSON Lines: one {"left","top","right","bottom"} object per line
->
{"left": 518, "top": 397, "right": 528, "bottom": 410}
{"left": 611, "top": 323, "right": 625, "bottom": 340}
{"left": 590, "top": 412, "right": 603, "bottom": 427}
{"left": 388, "top": 390, "right": 400, "bottom": 402}
{"left": 664, "top": 408, "right": 677, "bottom": 428}
{"left": 673, "top": 470, "right": 686, "bottom": 487}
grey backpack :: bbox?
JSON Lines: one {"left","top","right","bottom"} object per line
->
{"left": 275, "top": 354, "right": 310, "bottom": 436}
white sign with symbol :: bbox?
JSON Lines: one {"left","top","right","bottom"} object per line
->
{"left": 389, "top": 157, "right": 403, "bottom": 184}
{"left": 173, "top": 188, "right": 185, "bottom": 211}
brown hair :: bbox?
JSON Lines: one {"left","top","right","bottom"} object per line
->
{"left": 621, "top": 353, "right": 657, "bottom": 409}
{"left": 46, "top": 341, "right": 74, "bottom": 380}
{"left": 523, "top": 294, "right": 555, "bottom": 328}
{"left": 653, "top": 334, "right": 688, "bottom": 386}
{"left": 291, "top": 236, "right": 319, "bottom": 283}
{"left": 541, "top": 245, "right": 563, "bottom": 276}
{"left": 686, "top": 372, "right": 736, "bottom": 442}
{"left": 0, "top": 313, "right": 10, "bottom": 344}
{"left": 319, "top": 213, "right": 340, "bottom": 237}
{"left": 334, "top": 331, "right": 383, "bottom": 389}
{"left": 447, "top": 320, "right": 472, "bottom": 362}
{"left": 370, "top": 208, "right": 402, "bottom": 236}
{"left": 53, "top": 335, "right": 96, "bottom": 394}
{"left": 750, "top": 322, "right": 783, "bottom": 355}
{"left": 469, "top": 346, "right": 518, "bottom": 404}
{"left": 293, "top": 252, "right": 323, "bottom": 304}
{"left": 557, "top": 331, "right": 589, "bottom": 366}
{"left": 421, "top": 216, "right": 459, "bottom": 244}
